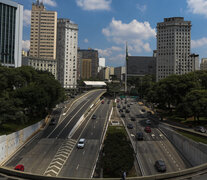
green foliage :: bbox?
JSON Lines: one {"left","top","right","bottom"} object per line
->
{"left": 0, "top": 66, "right": 65, "bottom": 131}
{"left": 102, "top": 127, "right": 134, "bottom": 178}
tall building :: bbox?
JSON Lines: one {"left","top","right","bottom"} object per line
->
{"left": 78, "top": 49, "right": 99, "bottom": 79}
{"left": 57, "top": 18, "right": 78, "bottom": 89}
{"left": 127, "top": 56, "right": 156, "bottom": 77}
{"left": 0, "top": 0, "right": 23, "bottom": 67}
{"left": 156, "top": 17, "right": 192, "bottom": 81}
{"left": 99, "top": 58, "right": 105, "bottom": 67}
{"left": 81, "top": 59, "right": 91, "bottom": 79}
{"left": 30, "top": 0, "right": 57, "bottom": 59}
{"left": 200, "top": 58, "right": 207, "bottom": 70}
{"left": 114, "top": 66, "right": 125, "bottom": 81}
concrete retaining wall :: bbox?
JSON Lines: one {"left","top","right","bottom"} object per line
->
{"left": 159, "top": 124, "right": 207, "bottom": 166}
{"left": 0, "top": 120, "right": 44, "bottom": 165}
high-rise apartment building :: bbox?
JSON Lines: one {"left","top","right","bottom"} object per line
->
{"left": 156, "top": 17, "right": 193, "bottom": 81}
{"left": 0, "top": 0, "right": 23, "bottom": 67}
{"left": 81, "top": 59, "right": 92, "bottom": 79}
{"left": 78, "top": 49, "right": 99, "bottom": 79}
{"left": 57, "top": 18, "right": 78, "bottom": 89}
{"left": 30, "top": 0, "right": 57, "bottom": 59}
{"left": 201, "top": 58, "right": 207, "bottom": 70}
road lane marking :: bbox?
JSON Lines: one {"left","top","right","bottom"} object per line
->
{"left": 94, "top": 125, "right": 96, "bottom": 128}
{"left": 76, "top": 164, "right": 79, "bottom": 170}
{"left": 83, "top": 150, "right": 85, "bottom": 155}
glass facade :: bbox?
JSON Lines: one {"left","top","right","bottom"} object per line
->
{"left": 0, "top": 3, "right": 16, "bottom": 66}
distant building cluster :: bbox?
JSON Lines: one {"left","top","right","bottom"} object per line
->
{"left": 0, "top": 0, "right": 206, "bottom": 89}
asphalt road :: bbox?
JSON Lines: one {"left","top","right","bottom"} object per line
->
{"left": 117, "top": 98, "right": 187, "bottom": 176}
{"left": 59, "top": 100, "right": 111, "bottom": 178}
{"left": 4, "top": 89, "right": 105, "bottom": 176}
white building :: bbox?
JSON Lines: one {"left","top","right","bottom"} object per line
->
{"left": 98, "top": 57, "right": 105, "bottom": 72}
{"left": 200, "top": 58, "right": 207, "bottom": 70}
{"left": 0, "top": 0, "right": 23, "bottom": 67}
{"left": 57, "top": 19, "right": 78, "bottom": 89}
{"left": 156, "top": 17, "right": 193, "bottom": 81}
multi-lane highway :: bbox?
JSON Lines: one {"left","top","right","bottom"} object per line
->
{"left": 59, "top": 100, "right": 111, "bottom": 178}
{"left": 4, "top": 89, "right": 107, "bottom": 177}
{"left": 117, "top": 98, "right": 188, "bottom": 175}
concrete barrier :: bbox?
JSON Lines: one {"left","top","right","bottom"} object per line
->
{"left": 159, "top": 124, "right": 207, "bottom": 166}
{"left": 0, "top": 120, "right": 44, "bottom": 165}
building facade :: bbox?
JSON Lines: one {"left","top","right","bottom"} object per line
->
{"left": 156, "top": 17, "right": 192, "bottom": 81}
{"left": 78, "top": 49, "right": 99, "bottom": 79}
{"left": 57, "top": 18, "right": 78, "bottom": 89}
{"left": 0, "top": 0, "right": 23, "bottom": 67}
{"left": 200, "top": 58, "right": 207, "bottom": 70}
{"left": 22, "top": 56, "right": 57, "bottom": 79}
{"left": 114, "top": 66, "right": 125, "bottom": 81}
{"left": 81, "top": 59, "right": 91, "bottom": 79}
{"left": 127, "top": 56, "right": 156, "bottom": 77}
{"left": 30, "top": 0, "right": 57, "bottom": 59}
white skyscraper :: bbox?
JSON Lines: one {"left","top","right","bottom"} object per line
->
{"left": 57, "top": 19, "right": 78, "bottom": 88}
{"left": 0, "top": 0, "right": 23, "bottom": 67}
{"left": 98, "top": 57, "right": 105, "bottom": 72}
{"left": 156, "top": 17, "right": 192, "bottom": 81}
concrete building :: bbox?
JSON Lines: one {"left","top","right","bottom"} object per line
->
{"left": 200, "top": 58, "right": 207, "bottom": 70}
{"left": 0, "top": 0, "right": 23, "bottom": 67}
{"left": 99, "top": 57, "right": 105, "bottom": 67}
{"left": 127, "top": 56, "right": 156, "bottom": 77}
{"left": 30, "top": 0, "right": 57, "bottom": 59}
{"left": 81, "top": 59, "right": 91, "bottom": 79}
{"left": 22, "top": 56, "right": 57, "bottom": 78}
{"left": 57, "top": 18, "right": 78, "bottom": 89}
{"left": 99, "top": 66, "right": 115, "bottom": 81}
{"left": 156, "top": 17, "right": 193, "bottom": 81}
{"left": 78, "top": 48, "right": 99, "bottom": 79}
{"left": 114, "top": 66, "right": 125, "bottom": 81}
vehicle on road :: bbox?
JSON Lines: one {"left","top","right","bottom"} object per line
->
{"left": 121, "top": 113, "right": 125, "bottom": 118}
{"left": 107, "top": 100, "right": 110, "bottom": 104}
{"left": 101, "top": 100, "right": 104, "bottom": 104}
{"left": 155, "top": 160, "right": 166, "bottom": 172}
{"left": 127, "top": 123, "right": 133, "bottom": 129}
{"left": 77, "top": 138, "right": 85, "bottom": 149}
{"left": 194, "top": 126, "right": 206, "bottom": 133}
{"left": 92, "top": 114, "right": 97, "bottom": 119}
{"left": 125, "top": 109, "right": 130, "bottom": 113}
{"left": 127, "top": 104, "right": 130, "bottom": 107}
{"left": 14, "top": 164, "right": 24, "bottom": 171}
{"left": 117, "top": 105, "right": 121, "bottom": 108}
{"left": 145, "top": 126, "right": 151, "bottom": 133}
{"left": 145, "top": 120, "right": 151, "bottom": 125}
{"left": 131, "top": 116, "right": 136, "bottom": 121}
{"left": 136, "top": 132, "right": 144, "bottom": 140}
{"left": 49, "top": 118, "right": 57, "bottom": 125}
{"left": 119, "top": 109, "right": 123, "bottom": 112}
{"left": 123, "top": 106, "right": 126, "bottom": 109}
{"left": 141, "top": 109, "right": 146, "bottom": 112}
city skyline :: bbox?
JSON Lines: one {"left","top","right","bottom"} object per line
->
{"left": 16, "top": 0, "right": 207, "bottom": 67}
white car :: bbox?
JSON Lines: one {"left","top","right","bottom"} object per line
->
{"left": 146, "top": 120, "right": 151, "bottom": 125}
{"left": 77, "top": 138, "right": 85, "bottom": 149}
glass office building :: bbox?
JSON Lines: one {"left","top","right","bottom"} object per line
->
{"left": 0, "top": 0, "right": 23, "bottom": 67}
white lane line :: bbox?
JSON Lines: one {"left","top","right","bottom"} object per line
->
{"left": 94, "top": 125, "right": 96, "bottom": 128}
{"left": 76, "top": 164, "right": 79, "bottom": 170}
{"left": 83, "top": 150, "right": 85, "bottom": 155}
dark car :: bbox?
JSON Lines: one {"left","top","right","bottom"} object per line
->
{"left": 126, "top": 109, "right": 130, "bottom": 113}
{"left": 14, "top": 164, "right": 24, "bottom": 172}
{"left": 145, "top": 126, "right": 151, "bottom": 133}
{"left": 155, "top": 160, "right": 166, "bottom": 172}
{"left": 107, "top": 100, "right": 110, "bottom": 104}
{"left": 92, "top": 115, "right": 97, "bottom": 119}
{"left": 117, "top": 105, "right": 121, "bottom": 108}
{"left": 49, "top": 118, "right": 57, "bottom": 125}
{"left": 119, "top": 109, "right": 123, "bottom": 112}
{"left": 123, "top": 106, "right": 126, "bottom": 109}
{"left": 136, "top": 132, "right": 144, "bottom": 140}
{"left": 194, "top": 126, "right": 206, "bottom": 133}
{"left": 121, "top": 113, "right": 125, "bottom": 118}
{"left": 127, "top": 104, "right": 130, "bottom": 107}
{"left": 131, "top": 117, "right": 136, "bottom": 121}
{"left": 127, "top": 123, "right": 133, "bottom": 129}
{"left": 141, "top": 109, "right": 146, "bottom": 112}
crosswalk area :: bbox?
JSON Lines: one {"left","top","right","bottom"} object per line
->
{"left": 44, "top": 138, "right": 77, "bottom": 176}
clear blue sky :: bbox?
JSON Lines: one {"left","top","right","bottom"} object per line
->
{"left": 16, "top": 0, "right": 207, "bottom": 67}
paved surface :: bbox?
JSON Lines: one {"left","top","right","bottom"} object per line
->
{"left": 59, "top": 100, "right": 111, "bottom": 178}
{"left": 117, "top": 98, "right": 187, "bottom": 176}
{"left": 4, "top": 89, "right": 105, "bottom": 176}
